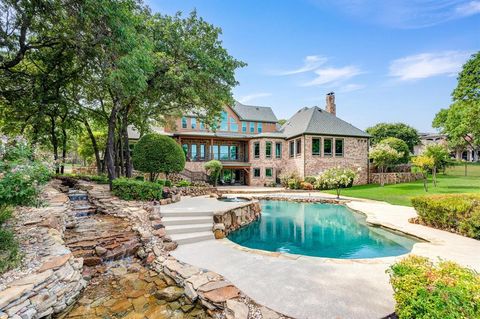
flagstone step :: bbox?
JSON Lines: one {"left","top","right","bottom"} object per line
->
{"left": 162, "top": 216, "right": 213, "bottom": 226}
{"left": 170, "top": 232, "right": 215, "bottom": 245}
{"left": 166, "top": 223, "right": 213, "bottom": 235}
{"left": 161, "top": 210, "right": 214, "bottom": 217}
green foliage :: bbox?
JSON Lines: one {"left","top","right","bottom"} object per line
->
{"left": 412, "top": 155, "right": 435, "bottom": 191}
{"left": 132, "top": 134, "right": 186, "bottom": 181}
{"left": 288, "top": 178, "right": 301, "bottom": 190}
{"left": 388, "top": 255, "right": 480, "bottom": 319}
{"left": 369, "top": 144, "right": 403, "bottom": 186}
{"left": 424, "top": 144, "right": 450, "bottom": 170}
{"left": 0, "top": 206, "right": 20, "bottom": 274}
{"left": 77, "top": 131, "right": 107, "bottom": 163}
{"left": 366, "top": 123, "right": 420, "bottom": 152}
{"left": 279, "top": 170, "right": 301, "bottom": 188}
{"left": 304, "top": 176, "right": 317, "bottom": 184}
{"left": 57, "top": 173, "right": 109, "bottom": 184}
{"left": 411, "top": 194, "right": 480, "bottom": 239}
{"left": 176, "top": 180, "right": 191, "bottom": 187}
{"left": 315, "top": 167, "right": 357, "bottom": 198}
{"left": 112, "top": 178, "right": 163, "bottom": 201}
{"left": 204, "top": 160, "right": 222, "bottom": 186}
{"left": 378, "top": 137, "right": 410, "bottom": 164}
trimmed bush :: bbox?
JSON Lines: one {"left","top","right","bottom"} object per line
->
{"left": 112, "top": 178, "right": 163, "bottom": 201}
{"left": 176, "top": 180, "right": 191, "bottom": 187}
{"left": 388, "top": 255, "right": 480, "bottom": 319}
{"left": 411, "top": 194, "right": 480, "bottom": 239}
{"left": 132, "top": 133, "right": 186, "bottom": 181}
{"left": 300, "top": 181, "right": 314, "bottom": 190}
{"left": 57, "top": 173, "right": 109, "bottom": 184}
{"left": 304, "top": 176, "right": 317, "bottom": 184}
{"left": 288, "top": 178, "right": 301, "bottom": 190}
{"left": 378, "top": 137, "right": 410, "bottom": 164}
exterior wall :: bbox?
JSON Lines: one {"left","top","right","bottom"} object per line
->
{"left": 303, "top": 135, "right": 369, "bottom": 185}
{"left": 248, "top": 138, "right": 290, "bottom": 186}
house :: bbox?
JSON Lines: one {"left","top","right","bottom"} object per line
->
{"left": 129, "top": 92, "right": 370, "bottom": 186}
{"left": 414, "top": 132, "right": 479, "bottom": 162}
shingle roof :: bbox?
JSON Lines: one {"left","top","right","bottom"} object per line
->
{"left": 280, "top": 106, "right": 370, "bottom": 138}
{"left": 232, "top": 101, "right": 278, "bottom": 123}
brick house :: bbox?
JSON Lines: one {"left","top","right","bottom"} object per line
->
{"left": 129, "top": 92, "right": 370, "bottom": 186}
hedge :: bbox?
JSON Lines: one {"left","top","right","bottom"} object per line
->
{"left": 56, "top": 173, "right": 109, "bottom": 184}
{"left": 388, "top": 255, "right": 480, "bottom": 319}
{"left": 112, "top": 178, "right": 163, "bottom": 201}
{"left": 411, "top": 194, "right": 480, "bottom": 239}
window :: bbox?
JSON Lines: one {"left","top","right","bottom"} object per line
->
{"left": 296, "top": 138, "right": 301, "bottom": 156}
{"left": 265, "top": 168, "right": 273, "bottom": 178}
{"left": 191, "top": 118, "right": 196, "bottom": 129}
{"left": 200, "top": 121, "right": 205, "bottom": 130}
{"left": 220, "top": 111, "right": 228, "bottom": 131}
{"left": 335, "top": 139, "right": 344, "bottom": 157}
{"left": 250, "top": 122, "right": 255, "bottom": 133}
{"left": 181, "top": 117, "right": 187, "bottom": 129}
{"left": 230, "top": 145, "right": 238, "bottom": 160}
{"left": 257, "top": 122, "right": 263, "bottom": 133}
{"left": 254, "top": 142, "right": 260, "bottom": 159}
{"left": 242, "top": 122, "right": 247, "bottom": 133}
{"left": 323, "top": 138, "right": 332, "bottom": 156}
{"left": 199, "top": 144, "right": 205, "bottom": 160}
{"left": 220, "top": 145, "right": 229, "bottom": 160}
{"left": 289, "top": 141, "right": 294, "bottom": 157}
{"left": 253, "top": 168, "right": 261, "bottom": 178}
{"left": 229, "top": 117, "right": 238, "bottom": 132}
{"left": 275, "top": 143, "right": 282, "bottom": 159}
{"left": 312, "top": 138, "right": 320, "bottom": 155}
{"left": 182, "top": 144, "right": 188, "bottom": 157}
{"left": 191, "top": 144, "right": 197, "bottom": 160}
{"left": 265, "top": 141, "right": 272, "bottom": 158}
{"left": 212, "top": 144, "right": 219, "bottom": 160}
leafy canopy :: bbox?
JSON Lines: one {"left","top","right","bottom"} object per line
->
{"left": 369, "top": 144, "right": 402, "bottom": 170}
{"left": 366, "top": 123, "right": 420, "bottom": 152}
{"left": 378, "top": 137, "right": 410, "bottom": 164}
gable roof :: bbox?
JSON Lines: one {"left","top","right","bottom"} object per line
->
{"left": 281, "top": 106, "right": 370, "bottom": 138}
{"left": 232, "top": 101, "right": 278, "bottom": 123}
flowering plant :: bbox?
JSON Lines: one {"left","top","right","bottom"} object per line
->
{"left": 315, "top": 167, "right": 357, "bottom": 199}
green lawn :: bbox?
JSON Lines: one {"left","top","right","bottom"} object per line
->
{"left": 323, "top": 164, "right": 480, "bottom": 206}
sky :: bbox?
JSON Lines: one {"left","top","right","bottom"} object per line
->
{"left": 145, "top": 0, "right": 480, "bottom": 132}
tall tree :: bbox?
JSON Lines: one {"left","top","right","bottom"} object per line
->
{"left": 366, "top": 123, "right": 420, "bottom": 152}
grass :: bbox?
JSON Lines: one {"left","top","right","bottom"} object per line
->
{"left": 323, "top": 163, "right": 480, "bottom": 206}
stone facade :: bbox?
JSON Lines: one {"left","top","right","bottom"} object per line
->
{"left": 212, "top": 201, "right": 262, "bottom": 238}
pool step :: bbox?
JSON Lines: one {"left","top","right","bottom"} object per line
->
{"left": 161, "top": 210, "right": 214, "bottom": 217}
{"left": 162, "top": 216, "right": 213, "bottom": 226}
{"left": 170, "top": 231, "right": 215, "bottom": 245}
{"left": 166, "top": 223, "right": 213, "bottom": 235}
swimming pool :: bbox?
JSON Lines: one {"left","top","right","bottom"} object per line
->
{"left": 227, "top": 200, "right": 419, "bottom": 259}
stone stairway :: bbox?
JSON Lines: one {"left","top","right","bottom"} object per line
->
{"left": 161, "top": 210, "right": 215, "bottom": 245}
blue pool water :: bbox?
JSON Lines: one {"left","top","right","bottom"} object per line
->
{"left": 227, "top": 200, "right": 419, "bottom": 259}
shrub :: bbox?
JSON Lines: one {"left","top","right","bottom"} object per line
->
{"left": 0, "top": 206, "right": 20, "bottom": 274}
{"left": 411, "top": 194, "right": 480, "bottom": 239}
{"left": 300, "top": 181, "right": 314, "bottom": 190}
{"left": 315, "top": 167, "right": 357, "bottom": 198}
{"left": 279, "top": 170, "right": 300, "bottom": 188}
{"left": 378, "top": 137, "right": 410, "bottom": 164}
{"left": 304, "top": 176, "right": 317, "bottom": 184}
{"left": 134, "top": 176, "right": 144, "bottom": 181}
{"left": 176, "top": 180, "right": 191, "bottom": 187}
{"left": 369, "top": 144, "right": 402, "bottom": 186}
{"left": 132, "top": 133, "right": 186, "bottom": 181}
{"left": 287, "top": 178, "right": 301, "bottom": 190}
{"left": 388, "top": 255, "right": 480, "bottom": 319}
{"left": 57, "top": 173, "right": 109, "bottom": 184}
{"left": 204, "top": 160, "right": 222, "bottom": 186}
{"left": 412, "top": 155, "right": 435, "bottom": 192}
{"left": 112, "top": 178, "right": 163, "bottom": 201}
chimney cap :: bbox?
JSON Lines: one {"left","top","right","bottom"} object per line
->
{"left": 326, "top": 91, "right": 335, "bottom": 96}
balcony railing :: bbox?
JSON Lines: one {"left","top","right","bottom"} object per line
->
{"left": 186, "top": 155, "right": 249, "bottom": 162}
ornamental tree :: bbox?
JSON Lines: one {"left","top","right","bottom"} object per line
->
{"left": 204, "top": 160, "right": 222, "bottom": 187}
{"left": 369, "top": 144, "right": 402, "bottom": 186}
{"left": 378, "top": 137, "right": 410, "bottom": 164}
{"left": 412, "top": 155, "right": 434, "bottom": 192}
{"left": 132, "top": 134, "right": 185, "bottom": 181}
{"left": 423, "top": 144, "right": 450, "bottom": 186}
{"left": 315, "top": 167, "right": 357, "bottom": 199}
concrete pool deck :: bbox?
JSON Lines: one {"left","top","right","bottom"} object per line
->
{"left": 168, "top": 193, "right": 480, "bottom": 319}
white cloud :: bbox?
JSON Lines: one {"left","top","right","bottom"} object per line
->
{"left": 456, "top": 1, "right": 480, "bottom": 16}
{"left": 238, "top": 92, "right": 272, "bottom": 104}
{"left": 389, "top": 51, "right": 472, "bottom": 80}
{"left": 273, "top": 55, "right": 327, "bottom": 75}
{"left": 302, "top": 65, "right": 363, "bottom": 86}
{"left": 338, "top": 83, "right": 366, "bottom": 92}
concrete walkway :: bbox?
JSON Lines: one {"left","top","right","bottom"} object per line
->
{"left": 170, "top": 194, "right": 480, "bottom": 319}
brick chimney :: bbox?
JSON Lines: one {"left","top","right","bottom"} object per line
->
{"left": 326, "top": 92, "right": 336, "bottom": 115}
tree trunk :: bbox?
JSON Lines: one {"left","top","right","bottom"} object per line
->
{"left": 122, "top": 110, "right": 132, "bottom": 178}
{"left": 84, "top": 120, "right": 102, "bottom": 175}
{"left": 106, "top": 100, "right": 120, "bottom": 187}
{"left": 61, "top": 127, "right": 67, "bottom": 174}
{"left": 432, "top": 166, "right": 437, "bottom": 187}
{"left": 49, "top": 116, "right": 59, "bottom": 174}
{"left": 423, "top": 173, "right": 428, "bottom": 192}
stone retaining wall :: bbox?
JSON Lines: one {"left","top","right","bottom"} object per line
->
{"left": 255, "top": 195, "right": 345, "bottom": 204}
{"left": 212, "top": 201, "right": 262, "bottom": 239}
{"left": 369, "top": 172, "right": 423, "bottom": 185}
{"left": 0, "top": 181, "right": 86, "bottom": 319}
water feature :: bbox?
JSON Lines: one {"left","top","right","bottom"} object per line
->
{"left": 217, "top": 197, "right": 250, "bottom": 202}
{"left": 60, "top": 185, "right": 211, "bottom": 319}
{"left": 227, "top": 200, "right": 419, "bottom": 259}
